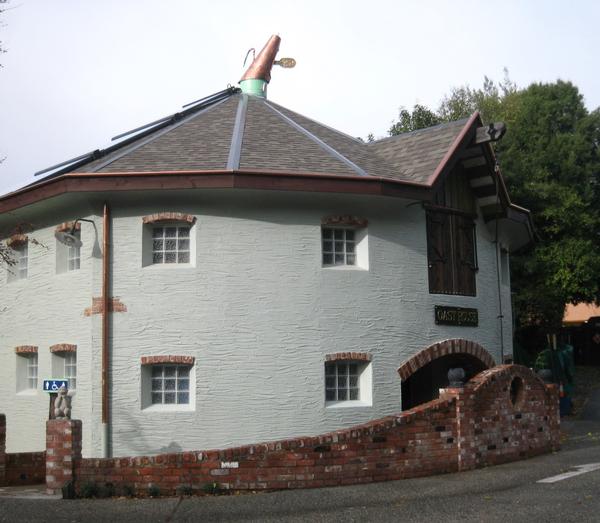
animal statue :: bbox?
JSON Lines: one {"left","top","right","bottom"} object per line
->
{"left": 54, "top": 385, "right": 71, "bottom": 419}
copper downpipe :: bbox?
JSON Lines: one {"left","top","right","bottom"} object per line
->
{"left": 102, "top": 202, "right": 110, "bottom": 456}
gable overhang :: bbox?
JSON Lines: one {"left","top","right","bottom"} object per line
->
{"left": 426, "top": 112, "right": 534, "bottom": 251}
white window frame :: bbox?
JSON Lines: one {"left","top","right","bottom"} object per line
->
{"left": 325, "top": 360, "right": 372, "bottom": 408}
{"left": 321, "top": 227, "right": 369, "bottom": 270}
{"left": 17, "top": 353, "right": 38, "bottom": 393}
{"left": 56, "top": 230, "right": 81, "bottom": 274}
{"left": 51, "top": 351, "right": 77, "bottom": 390}
{"left": 141, "top": 363, "right": 195, "bottom": 411}
{"left": 142, "top": 222, "right": 196, "bottom": 268}
{"left": 8, "top": 243, "right": 28, "bottom": 282}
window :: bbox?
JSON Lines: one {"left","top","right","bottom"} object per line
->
{"left": 52, "top": 351, "right": 77, "bottom": 390}
{"left": 322, "top": 228, "right": 356, "bottom": 266}
{"left": 17, "top": 353, "right": 38, "bottom": 392}
{"left": 67, "top": 231, "right": 81, "bottom": 271}
{"left": 150, "top": 365, "right": 190, "bottom": 405}
{"left": 8, "top": 243, "right": 28, "bottom": 282}
{"left": 64, "top": 353, "right": 77, "bottom": 389}
{"left": 324, "top": 359, "right": 372, "bottom": 407}
{"left": 151, "top": 226, "right": 190, "bottom": 264}
{"left": 426, "top": 210, "right": 477, "bottom": 296}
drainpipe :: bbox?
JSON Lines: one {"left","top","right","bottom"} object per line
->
{"left": 101, "top": 202, "right": 111, "bottom": 457}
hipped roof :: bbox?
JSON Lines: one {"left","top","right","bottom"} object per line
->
{"left": 0, "top": 88, "right": 533, "bottom": 250}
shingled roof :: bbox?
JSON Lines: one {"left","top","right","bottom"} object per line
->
{"left": 44, "top": 91, "right": 464, "bottom": 186}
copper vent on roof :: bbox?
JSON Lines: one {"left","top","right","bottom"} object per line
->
{"left": 240, "top": 35, "right": 281, "bottom": 83}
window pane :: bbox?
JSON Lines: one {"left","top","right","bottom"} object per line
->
{"left": 337, "top": 389, "right": 347, "bottom": 400}
{"left": 152, "top": 366, "right": 163, "bottom": 377}
{"left": 177, "top": 392, "right": 189, "bottom": 404}
{"left": 178, "top": 239, "right": 189, "bottom": 250}
{"left": 165, "top": 239, "right": 177, "bottom": 250}
{"left": 178, "top": 367, "right": 190, "bottom": 378}
{"left": 349, "top": 388, "right": 359, "bottom": 400}
{"left": 178, "top": 227, "right": 190, "bottom": 238}
{"left": 152, "top": 227, "right": 164, "bottom": 238}
{"left": 325, "top": 364, "right": 335, "bottom": 376}
{"left": 325, "top": 389, "right": 336, "bottom": 401}
{"left": 337, "top": 376, "right": 347, "bottom": 388}
{"left": 334, "top": 241, "right": 344, "bottom": 252}
{"left": 334, "top": 230, "right": 344, "bottom": 240}
{"left": 164, "top": 366, "right": 176, "bottom": 377}
{"left": 164, "top": 379, "right": 176, "bottom": 391}
{"left": 337, "top": 363, "right": 347, "bottom": 374}
{"left": 178, "top": 252, "right": 190, "bottom": 263}
{"left": 165, "top": 252, "right": 177, "bottom": 263}
{"left": 349, "top": 376, "right": 358, "bottom": 387}
{"left": 153, "top": 252, "right": 164, "bottom": 264}
{"left": 346, "top": 230, "right": 355, "bottom": 241}
{"left": 323, "top": 253, "right": 333, "bottom": 265}
{"left": 322, "top": 241, "right": 333, "bottom": 252}
{"left": 346, "top": 254, "right": 356, "bottom": 265}
{"left": 164, "top": 392, "right": 176, "bottom": 404}
{"left": 334, "top": 254, "right": 344, "bottom": 264}
{"left": 177, "top": 378, "right": 189, "bottom": 391}
{"left": 325, "top": 377, "right": 335, "bottom": 388}
{"left": 151, "top": 379, "right": 162, "bottom": 391}
{"left": 349, "top": 364, "right": 358, "bottom": 374}
{"left": 151, "top": 392, "right": 162, "bottom": 404}
{"left": 322, "top": 228, "right": 332, "bottom": 239}
{"left": 153, "top": 240, "right": 163, "bottom": 251}
{"left": 165, "top": 227, "right": 177, "bottom": 237}
{"left": 346, "top": 242, "right": 355, "bottom": 253}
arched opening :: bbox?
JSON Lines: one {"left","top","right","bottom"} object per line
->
{"left": 398, "top": 339, "right": 495, "bottom": 411}
{"left": 401, "top": 353, "right": 487, "bottom": 410}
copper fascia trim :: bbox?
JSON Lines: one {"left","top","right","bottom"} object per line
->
{"left": 240, "top": 35, "right": 281, "bottom": 83}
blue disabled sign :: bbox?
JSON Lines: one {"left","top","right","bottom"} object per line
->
{"left": 43, "top": 379, "right": 68, "bottom": 392}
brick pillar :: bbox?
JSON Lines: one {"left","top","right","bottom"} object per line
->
{"left": 439, "top": 386, "right": 476, "bottom": 472}
{"left": 46, "top": 419, "right": 82, "bottom": 495}
{"left": 0, "top": 414, "right": 6, "bottom": 487}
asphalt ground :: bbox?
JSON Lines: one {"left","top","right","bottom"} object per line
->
{"left": 1, "top": 419, "right": 600, "bottom": 522}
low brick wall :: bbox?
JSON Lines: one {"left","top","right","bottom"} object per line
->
{"left": 67, "top": 365, "right": 559, "bottom": 496}
{"left": 0, "top": 414, "right": 45, "bottom": 487}
{"left": 6, "top": 452, "right": 46, "bottom": 486}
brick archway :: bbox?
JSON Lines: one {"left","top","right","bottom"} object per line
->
{"left": 397, "top": 339, "right": 496, "bottom": 381}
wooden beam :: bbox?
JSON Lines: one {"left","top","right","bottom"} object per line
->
{"left": 474, "top": 122, "right": 506, "bottom": 145}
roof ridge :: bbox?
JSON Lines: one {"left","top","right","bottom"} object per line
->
{"left": 262, "top": 100, "right": 370, "bottom": 177}
{"left": 369, "top": 117, "right": 470, "bottom": 145}
{"left": 226, "top": 94, "right": 248, "bottom": 170}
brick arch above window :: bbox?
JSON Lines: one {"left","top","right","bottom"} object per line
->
{"left": 325, "top": 352, "right": 372, "bottom": 362}
{"left": 321, "top": 215, "right": 368, "bottom": 228}
{"left": 50, "top": 343, "right": 77, "bottom": 353}
{"left": 141, "top": 355, "right": 195, "bottom": 365}
{"left": 397, "top": 339, "right": 495, "bottom": 381}
{"left": 14, "top": 345, "right": 38, "bottom": 354}
{"left": 142, "top": 213, "right": 196, "bottom": 225}
{"left": 55, "top": 221, "right": 81, "bottom": 233}
{"left": 6, "top": 234, "right": 28, "bottom": 250}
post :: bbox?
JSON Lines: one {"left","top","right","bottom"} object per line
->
{"left": 46, "top": 419, "right": 82, "bottom": 495}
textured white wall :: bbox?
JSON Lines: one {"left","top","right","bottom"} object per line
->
{"left": 0, "top": 189, "right": 512, "bottom": 457}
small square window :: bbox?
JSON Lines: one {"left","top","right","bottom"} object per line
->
{"left": 324, "top": 360, "right": 372, "bottom": 407}
{"left": 321, "top": 228, "right": 356, "bottom": 267}
{"left": 144, "top": 223, "right": 194, "bottom": 267}
{"left": 56, "top": 230, "right": 81, "bottom": 274}
{"left": 145, "top": 364, "right": 192, "bottom": 407}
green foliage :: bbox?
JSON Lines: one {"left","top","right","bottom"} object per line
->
{"left": 147, "top": 484, "right": 160, "bottom": 498}
{"left": 176, "top": 484, "right": 194, "bottom": 496}
{"left": 80, "top": 481, "right": 98, "bottom": 498}
{"left": 389, "top": 104, "right": 441, "bottom": 135}
{"left": 122, "top": 484, "right": 135, "bottom": 497}
{"left": 388, "top": 74, "right": 600, "bottom": 328}
{"left": 202, "top": 482, "right": 222, "bottom": 495}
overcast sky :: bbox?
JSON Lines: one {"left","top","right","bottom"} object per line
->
{"left": 0, "top": 0, "right": 598, "bottom": 196}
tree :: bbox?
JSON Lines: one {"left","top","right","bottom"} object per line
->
{"left": 389, "top": 75, "right": 600, "bottom": 328}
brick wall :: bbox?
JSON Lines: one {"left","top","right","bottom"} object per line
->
{"left": 6, "top": 452, "right": 46, "bottom": 485}
{"left": 46, "top": 420, "right": 82, "bottom": 494}
{"left": 0, "top": 364, "right": 558, "bottom": 496}
{"left": 0, "top": 414, "right": 45, "bottom": 487}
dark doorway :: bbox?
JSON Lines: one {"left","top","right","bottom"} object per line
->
{"left": 401, "top": 353, "right": 488, "bottom": 410}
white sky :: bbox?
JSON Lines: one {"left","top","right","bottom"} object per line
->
{"left": 0, "top": 0, "right": 598, "bottom": 195}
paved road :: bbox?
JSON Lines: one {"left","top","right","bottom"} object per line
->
{"left": 1, "top": 421, "right": 600, "bottom": 522}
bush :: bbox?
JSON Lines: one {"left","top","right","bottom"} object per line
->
{"left": 147, "top": 484, "right": 161, "bottom": 498}
{"left": 122, "top": 484, "right": 135, "bottom": 497}
{"left": 80, "top": 481, "right": 98, "bottom": 499}
{"left": 176, "top": 484, "right": 194, "bottom": 496}
{"left": 202, "top": 482, "right": 222, "bottom": 495}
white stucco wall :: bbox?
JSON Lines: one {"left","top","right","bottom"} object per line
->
{"left": 0, "top": 189, "right": 513, "bottom": 457}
